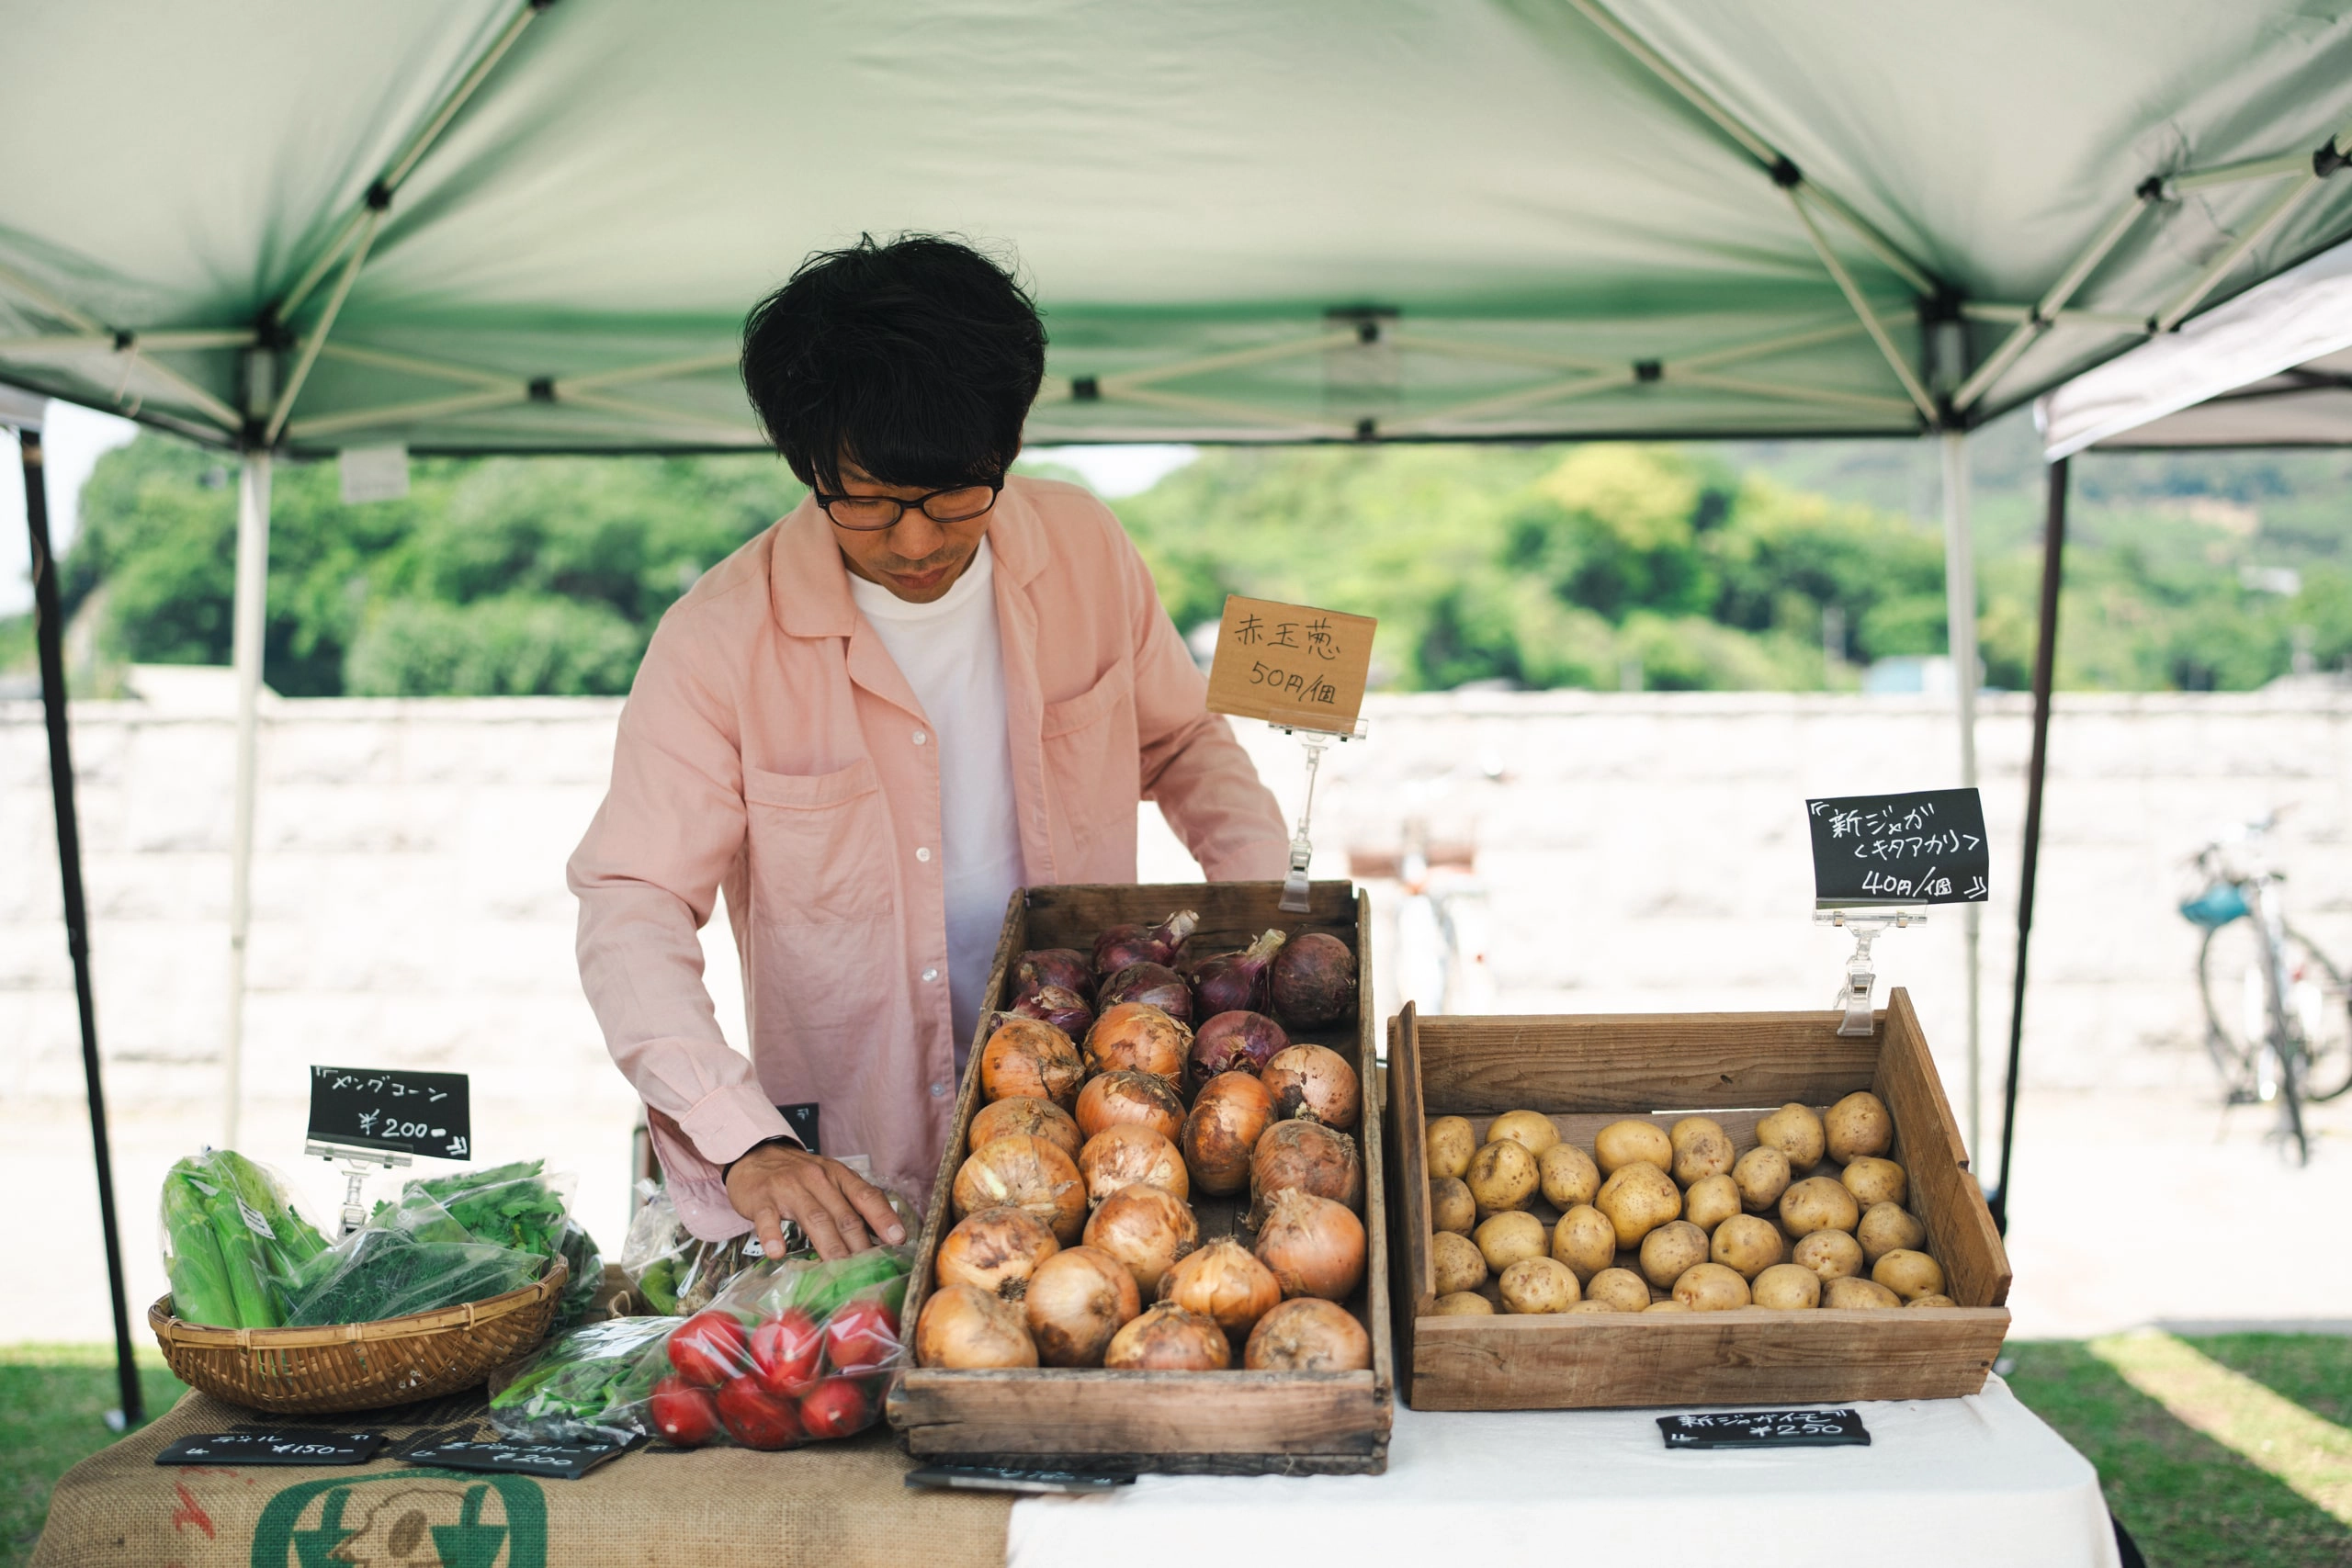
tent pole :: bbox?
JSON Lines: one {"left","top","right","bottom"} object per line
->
{"left": 1939, "top": 431, "right": 1983, "bottom": 1162}
{"left": 16, "top": 414, "right": 144, "bottom": 1428}
{"left": 223, "top": 449, "right": 271, "bottom": 1149}
{"left": 1991, "top": 458, "right": 2069, "bottom": 1235}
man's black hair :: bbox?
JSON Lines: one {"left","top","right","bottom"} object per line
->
{"left": 741, "top": 233, "right": 1046, "bottom": 495}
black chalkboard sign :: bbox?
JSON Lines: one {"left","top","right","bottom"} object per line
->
{"left": 401, "top": 1437, "right": 638, "bottom": 1481}
{"left": 156, "top": 1429, "right": 386, "bottom": 1466}
{"left": 307, "top": 1066, "right": 471, "bottom": 1160}
{"left": 904, "top": 1463, "right": 1137, "bottom": 1495}
{"left": 1657, "top": 1407, "right": 1871, "bottom": 1450}
{"left": 1806, "top": 788, "right": 1989, "bottom": 908}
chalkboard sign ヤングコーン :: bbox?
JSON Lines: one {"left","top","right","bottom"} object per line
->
{"left": 307, "top": 1066, "right": 471, "bottom": 1160}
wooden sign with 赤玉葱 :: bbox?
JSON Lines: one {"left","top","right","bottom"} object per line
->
{"left": 1204, "top": 594, "right": 1376, "bottom": 735}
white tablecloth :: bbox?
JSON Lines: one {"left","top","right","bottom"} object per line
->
{"left": 1007, "top": 1376, "right": 2119, "bottom": 1568}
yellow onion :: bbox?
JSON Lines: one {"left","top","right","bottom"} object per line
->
{"left": 952, "top": 1134, "right": 1087, "bottom": 1244}
{"left": 935, "top": 1205, "right": 1059, "bottom": 1302}
{"left": 1075, "top": 1071, "right": 1186, "bottom": 1144}
{"left": 1104, "top": 1302, "right": 1229, "bottom": 1371}
{"left": 1261, "top": 1043, "right": 1362, "bottom": 1131}
{"left": 1158, "top": 1238, "right": 1282, "bottom": 1343}
{"left": 1083, "top": 1003, "right": 1193, "bottom": 1081}
{"left": 1082, "top": 1184, "right": 1200, "bottom": 1294}
{"left": 1079, "top": 1124, "right": 1190, "bottom": 1206}
{"left": 1243, "top": 1297, "right": 1372, "bottom": 1372}
{"left": 1181, "top": 1071, "right": 1275, "bottom": 1196}
{"left": 1249, "top": 1119, "right": 1363, "bottom": 1224}
{"left": 915, "top": 1283, "right": 1037, "bottom": 1369}
{"left": 979, "top": 1019, "right": 1083, "bottom": 1108}
{"left": 1023, "top": 1246, "right": 1140, "bottom": 1367}
{"left": 969, "top": 1096, "right": 1083, "bottom": 1162}
{"left": 1250, "top": 1188, "right": 1366, "bottom": 1301}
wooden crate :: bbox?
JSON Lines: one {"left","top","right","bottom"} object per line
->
{"left": 1386, "top": 990, "right": 2010, "bottom": 1410}
{"left": 888, "top": 880, "right": 1393, "bottom": 1473}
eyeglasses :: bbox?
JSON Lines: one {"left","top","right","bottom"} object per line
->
{"left": 813, "top": 476, "right": 1003, "bottom": 531}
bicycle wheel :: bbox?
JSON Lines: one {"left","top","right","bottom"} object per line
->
{"left": 2281, "top": 924, "right": 2352, "bottom": 1102}
{"left": 2197, "top": 919, "right": 2269, "bottom": 1100}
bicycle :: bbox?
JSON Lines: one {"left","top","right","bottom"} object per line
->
{"left": 2179, "top": 813, "right": 2352, "bottom": 1164}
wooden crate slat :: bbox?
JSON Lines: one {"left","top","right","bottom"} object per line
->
{"left": 1414, "top": 1013, "right": 1883, "bottom": 1114}
{"left": 1878, "top": 989, "right": 2012, "bottom": 1310}
{"left": 891, "top": 1369, "right": 1383, "bottom": 1463}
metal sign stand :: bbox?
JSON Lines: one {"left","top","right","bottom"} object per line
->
{"left": 306, "top": 1138, "right": 412, "bottom": 1236}
{"left": 1814, "top": 908, "right": 1928, "bottom": 1037}
{"left": 1271, "top": 718, "right": 1367, "bottom": 913}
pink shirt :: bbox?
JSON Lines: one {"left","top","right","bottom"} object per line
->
{"left": 569, "top": 477, "right": 1289, "bottom": 1239}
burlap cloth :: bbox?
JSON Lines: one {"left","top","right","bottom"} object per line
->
{"left": 31, "top": 1386, "right": 1011, "bottom": 1568}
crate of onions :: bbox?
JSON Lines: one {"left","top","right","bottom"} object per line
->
{"left": 887, "top": 880, "right": 1390, "bottom": 1475}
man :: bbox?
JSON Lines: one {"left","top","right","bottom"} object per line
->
{"left": 569, "top": 235, "right": 1289, "bottom": 1260}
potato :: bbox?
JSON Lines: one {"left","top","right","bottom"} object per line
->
{"left": 1594, "top": 1119, "right": 1673, "bottom": 1176}
{"left": 1645, "top": 1300, "right": 1692, "bottom": 1313}
{"left": 1668, "top": 1117, "right": 1735, "bottom": 1185}
{"left": 1840, "top": 1156, "right": 1907, "bottom": 1208}
{"left": 1778, "top": 1175, "right": 1860, "bottom": 1237}
{"left": 1856, "top": 1201, "right": 1925, "bottom": 1264}
{"left": 1638, "top": 1221, "right": 1710, "bottom": 1288}
{"left": 1487, "top": 1110, "right": 1560, "bottom": 1156}
{"left": 1756, "top": 1102, "right": 1826, "bottom": 1168}
{"left": 1793, "top": 1229, "right": 1865, "bottom": 1280}
{"left": 1824, "top": 1091, "right": 1893, "bottom": 1163}
{"left": 1566, "top": 1299, "right": 1620, "bottom": 1314}
{"left": 1499, "top": 1257, "right": 1581, "bottom": 1314}
{"left": 1906, "top": 1294, "right": 1958, "bottom": 1310}
{"left": 1585, "top": 1267, "right": 1653, "bottom": 1314}
{"left": 1823, "top": 1276, "right": 1903, "bottom": 1310}
{"left": 1425, "top": 1116, "right": 1477, "bottom": 1180}
{"left": 1538, "top": 1142, "right": 1600, "bottom": 1209}
{"left": 1474, "top": 1211, "right": 1549, "bottom": 1273}
{"left": 1732, "top": 1145, "right": 1792, "bottom": 1213}
{"left": 1550, "top": 1204, "right": 1618, "bottom": 1281}
{"left": 1433, "top": 1291, "right": 1495, "bottom": 1316}
{"left": 1430, "top": 1176, "right": 1477, "bottom": 1235}
{"left": 1672, "top": 1262, "right": 1751, "bottom": 1311}
{"left": 1594, "top": 1160, "right": 1681, "bottom": 1247}
{"left": 1710, "top": 1213, "right": 1786, "bottom": 1280}
{"left": 1465, "top": 1139, "right": 1540, "bottom": 1215}
{"left": 1431, "top": 1230, "right": 1488, "bottom": 1295}
{"left": 1871, "top": 1248, "right": 1946, "bottom": 1302}
{"left": 1683, "top": 1174, "right": 1741, "bottom": 1232}
{"left": 1751, "top": 1262, "right": 1822, "bottom": 1310}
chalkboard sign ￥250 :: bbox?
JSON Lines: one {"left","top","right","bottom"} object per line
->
{"left": 307, "top": 1066, "right": 471, "bottom": 1160}
{"left": 1806, "top": 788, "right": 1990, "bottom": 908}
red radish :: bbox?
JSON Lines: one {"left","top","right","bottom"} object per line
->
{"left": 1270, "top": 931, "right": 1357, "bottom": 1027}
{"left": 1098, "top": 962, "right": 1193, "bottom": 1026}
{"left": 1190, "top": 930, "right": 1287, "bottom": 1017}
{"left": 715, "top": 1374, "right": 802, "bottom": 1450}
{"left": 750, "top": 1310, "right": 823, "bottom": 1396}
{"left": 648, "top": 1375, "right": 719, "bottom": 1446}
{"left": 1094, "top": 910, "right": 1198, "bottom": 974}
{"left": 667, "top": 1310, "right": 750, "bottom": 1387}
{"left": 797, "top": 1377, "right": 872, "bottom": 1440}
{"left": 1190, "top": 1010, "right": 1289, "bottom": 1088}
{"left": 823, "top": 1298, "right": 901, "bottom": 1372}
{"left": 1014, "top": 948, "right": 1095, "bottom": 1003}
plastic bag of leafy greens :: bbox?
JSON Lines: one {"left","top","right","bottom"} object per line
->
{"left": 158, "top": 1149, "right": 333, "bottom": 1328}
{"left": 378, "top": 1161, "right": 603, "bottom": 1328}
{"left": 488, "top": 1315, "right": 674, "bottom": 1445}
{"left": 283, "top": 1190, "right": 544, "bottom": 1326}
{"left": 617, "top": 1183, "right": 765, "bottom": 1316}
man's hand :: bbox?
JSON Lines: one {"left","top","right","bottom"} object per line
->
{"left": 723, "top": 1145, "right": 906, "bottom": 1261}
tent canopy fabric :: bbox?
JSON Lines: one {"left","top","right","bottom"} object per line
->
{"left": 2038, "top": 233, "right": 2352, "bottom": 454}
{"left": 6, "top": 0, "right": 2352, "bottom": 457}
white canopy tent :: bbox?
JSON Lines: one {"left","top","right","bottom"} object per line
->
{"left": 12, "top": 0, "right": 2352, "bottom": 1421}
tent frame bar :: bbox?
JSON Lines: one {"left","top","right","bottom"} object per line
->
{"left": 1785, "top": 187, "right": 1937, "bottom": 420}
{"left": 1952, "top": 188, "right": 2163, "bottom": 412}
{"left": 2154, "top": 127, "right": 2351, "bottom": 333}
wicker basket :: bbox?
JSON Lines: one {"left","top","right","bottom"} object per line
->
{"left": 148, "top": 1258, "right": 569, "bottom": 1415}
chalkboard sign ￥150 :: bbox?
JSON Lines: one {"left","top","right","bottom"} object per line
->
{"left": 1806, "top": 788, "right": 1990, "bottom": 908}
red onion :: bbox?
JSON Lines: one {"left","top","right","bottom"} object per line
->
{"left": 1002, "top": 985, "right": 1092, "bottom": 1037}
{"left": 1190, "top": 929, "right": 1287, "bottom": 1018}
{"left": 1074, "top": 1071, "right": 1187, "bottom": 1144}
{"left": 1190, "top": 1010, "right": 1289, "bottom": 1089}
{"left": 1249, "top": 1119, "right": 1363, "bottom": 1224}
{"left": 1098, "top": 962, "right": 1193, "bottom": 1026}
{"left": 1014, "top": 948, "right": 1095, "bottom": 1004}
{"left": 1083, "top": 1003, "right": 1193, "bottom": 1081}
{"left": 1094, "top": 909, "right": 1199, "bottom": 975}
{"left": 1251, "top": 1189, "right": 1366, "bottom": 1301}
{"left": 1261, "top": 1043, "right": 1362, "bottom": 1131}
{"left": 1270, "top": 931, "right": 1357, "bottom": 1028}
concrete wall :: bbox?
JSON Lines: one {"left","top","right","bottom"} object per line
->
{"left": 6, "top": 684, "right": 2350, "bottom": 1339}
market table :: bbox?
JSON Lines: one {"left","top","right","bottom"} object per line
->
{"left": 35, "top": 1379, "right": 2116, "bottom": 1568}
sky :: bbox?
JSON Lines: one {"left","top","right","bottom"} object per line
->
{"left": 1, "top": 400, "right": 140, "bottom": 616}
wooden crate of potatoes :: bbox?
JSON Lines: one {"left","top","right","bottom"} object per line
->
{"left": 1386, "top": 991, "right": 2010, "bottom": 1409}
{"left": 888, "top": 880, "right": 1392, "bottom": 1473}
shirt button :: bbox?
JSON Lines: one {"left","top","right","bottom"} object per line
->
{"left": 930, "top": 1082, "right": 948, "bottom": 1098}
{"left": 916, "top": 846, "right": 932, "bottom": 863}
{"left": 912, "top": 730, "right": 927, "bottom": 745}
{"left": 922, "top": 966, "right": 940, "bottom": 982}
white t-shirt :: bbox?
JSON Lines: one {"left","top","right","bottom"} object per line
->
{"left": 847, "top": 539, "right": 1026, "bottom": 1068}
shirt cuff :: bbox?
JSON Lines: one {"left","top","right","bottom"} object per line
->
{"left": 677, "top": 1082, "right": 798, "bottom": 1169}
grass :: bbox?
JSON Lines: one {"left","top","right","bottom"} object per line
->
{"left": 2006, "top": 1336, "right": 2352, "bottom": 1568}
{"left": 2, "top": 1345, "right": 187, "bottom": 1568}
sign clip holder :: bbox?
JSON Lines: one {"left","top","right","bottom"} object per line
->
{"left": 1271, "top": 716, "right": 1367, "bottom": 913}
{"left": 305, "top": 1139, "right": 410, "bottom": 1236}
{"left": 1814, "top": 908, "right": 1926, "bottom": 1037}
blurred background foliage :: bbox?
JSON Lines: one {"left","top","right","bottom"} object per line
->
{"left": 10, "top": 409, "right": 2352, "bottom": 697}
